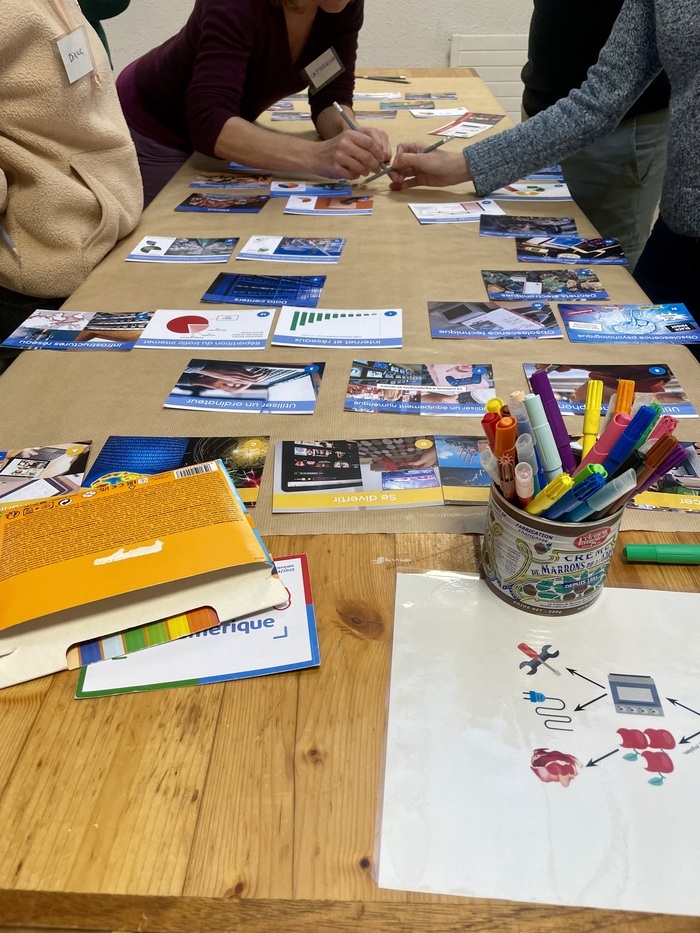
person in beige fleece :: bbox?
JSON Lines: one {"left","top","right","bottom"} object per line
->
{"left": 0, "top": 0, "right": 142, "bottom": 370}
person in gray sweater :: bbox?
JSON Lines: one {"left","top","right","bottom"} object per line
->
{"left": 391, "top": 0, "right": 699, "bottom": 354}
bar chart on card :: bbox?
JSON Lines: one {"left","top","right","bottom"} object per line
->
{"left": 272, "top": 307, "right": 402, "bottom": 348}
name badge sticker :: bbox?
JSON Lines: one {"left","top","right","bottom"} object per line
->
{"left": 55, "top": 26, "right": 95, "bottom": 84}
{"left": 302, "top": 46, "right": 345, "bottom": 94}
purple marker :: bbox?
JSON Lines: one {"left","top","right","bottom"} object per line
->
{"left": 530, "top": 369, "right": 576, "bottom": 473}
{"left": 634, "top": 444, "right": 689, "bottom": 496}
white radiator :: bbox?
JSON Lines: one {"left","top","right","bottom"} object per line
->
{"left": 449, "top": 34, "right": 528, "bottom": 125}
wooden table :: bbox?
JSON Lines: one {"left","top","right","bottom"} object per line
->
{"left": 1, "top": 69, "right": 699, "bottom": 933}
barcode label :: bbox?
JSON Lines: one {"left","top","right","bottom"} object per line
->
{"left": 174, "top": 462, "right": 218, "bottom": 479}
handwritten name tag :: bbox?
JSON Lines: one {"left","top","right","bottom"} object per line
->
{"left": 56, "top": 26, "right": 95, "bottom": 83}
{"left": 302, "top": 46, "right": 344, "bottom": 93}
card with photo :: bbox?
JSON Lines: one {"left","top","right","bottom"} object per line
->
{"left": 516, "top": 236, "right": 627, "bottom": 264}
{"left": 344, "top": 360, "right": 496, "bottom": 416}
{"left": 202, "top": 272, "right": 326, "bottom": 307}
{"left": 558, "top": 303, "right": 700, "bottom": 345}
{"left": 83, "top": 435, "right": 269, "bottom": 508}
{"left": 479, "top": 215, "right": 578, "bottom": 238}
{"left": 176, "top": 193, "right": 269, "bottom": 213}
{"left": 482, "top": 269, "right": 608, "bottom": 301}
{"left": 165, "top": 360, "right": 324, "bottom": 415}
{"left": 428, "top": 301, "right": 562, "bottom": 340}
{"left": 522, "top": 362, "right": 698, "bottom": 418}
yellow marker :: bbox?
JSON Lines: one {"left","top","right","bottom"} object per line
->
{"left": 613, "top": 379, "right": 635, "bottom": 416}
{"left": 524, "top": 474, "right": 574, "bottom": 516}
{"left": 581, "top": 379, "right": 603, "bottom": 457}
{"left": 485, "top": 397, "right": 505, "bottom": 414}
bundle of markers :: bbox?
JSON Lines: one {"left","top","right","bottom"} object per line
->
{"left": 480, "top": 370, "right": 689, "bottom": 522}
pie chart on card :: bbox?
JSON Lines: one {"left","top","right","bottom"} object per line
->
{"left": 166, "top": 315, "right": 211, "bottom": 335}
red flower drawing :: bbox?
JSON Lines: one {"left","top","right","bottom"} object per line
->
{"left": 617, "top": 728, "right": 649, "bottom": 749}
{"left": 531, "top": 748, "right": 582, "bottom": 787}
{"left": 641, "top": 750, "right": 674, "bottom": 774}
{"left": 643, "top": 728, "right": 676, "bottom": 749}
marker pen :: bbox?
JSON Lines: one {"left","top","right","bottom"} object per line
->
{"left": 624, "top": 544, "right": 700, "bottom": 565}
{"left": 479, "top": 448, "right": 502, "bottom": 486}
{"left": 541, "top": 473, "right": 607, "bottom": 520}
{"left": 572, "top": 463, "right": 607, "bottom": 485}
{"left": 601, "top": 405, "right": 657, "bottom": 475}
{"left": 515, "top": 433, "right": 541, "bottom": 494}
{"left": 581, "top": 379, "right": 603, "bottom": 458}
{"left": 525, "top": 474, "right": 574, "bottom": 516}
{"left": 523, "top": 392, "right": 563, "bottom": 482}
{"left": 530, "top": 369, "right": 576, "bottom": 473}
{"left": 481, "top": 412, "right": 500, "bottom": 452}
{"left": 575, "top": 413, "right": 631, "bottom": 471}
{"left": 515, "top": 461, "right": 534, "bottom": 505}
{"left": 566, "top": 469, "right": 638, "bottom": 522}
{"left": 494, "top": 416, "right": 517, "bottom": 500}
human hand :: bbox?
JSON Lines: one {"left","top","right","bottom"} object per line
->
{"left": 357, "top": 126, "right": 392, "bottom": 164}
{"left": 313, "top": 129, "right": 391, "bottom": 179}
{"left": 390, "top": 142, "right": 472, "bottom": 190}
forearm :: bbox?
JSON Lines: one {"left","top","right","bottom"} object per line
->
{"left": 466, "top": 0, "right": 661, "bottom": 195}
{"left": 315, "top": 104, "right": 348, "bottom": 141}
{"left": 214, "top": 116, "right": 324, "bottom": 174}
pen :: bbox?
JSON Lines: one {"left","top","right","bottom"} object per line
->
{"left": 647, "top": 414, "right": 679, "bottom": 442}
{"left": 485, "top": 396, "right": 505, "bottom": 414}
{"left": 633, "top": 443, "right": 689, "bottom": 497}
{"left": 600, "top": 405, "right": 657, "bottom": 475}
{"left": 575, "top": 413, "right": 631, "bottom": 471}
{"left": 530, "top": 370, "right": 576, "bottom": 473}
{"left": 332, "top": 101, "right": 393, "bottom": 181}
{"left": 514, "top": 461, "right": 534, "bottom": 506}
{"left": 565, "top": 468, "right": 638, "bottom": 522}
{"left": 613, "top": 379, "right": 635, "bottom": 416}
{"left": 363, "top": 137, "right": 450, "bottom": 184}
{"left": 480, "top": 448, "right": 502, "bottom": 486}
{"left": 508, "top": 392, "right": 533, "bottom": 438}
{"left": 523, "top": 392, "right": 563, "bottom": 482}
{"left": 581, "top": 379, "right": 603, "bottom": 458}
{"left": 636, "top": 400, "right": 662, "bottom": 447}
{"left": 0, "top": 224, "right": 19, "bottom": 257}
{"left": 541, "top": 473, "right": 607, "bottom": 520}
{"left": 572, "top": 463, "right": 607, "bottom": 485}
{"left": 356, "top": 75, "right": 410, "bottom": 83}
{"left": 633, "top": 433, "right": 678, "bottom": 485}
{"left": 494, "top": 416, "right": 517, "bottom": 500}
{"left": 624, "top": 544, "right": 700, "bottom": 566}
{"left": 481, "top": 411, "right": 500, "bottom": 452}
{"left": 515, "top": 433, "right": 541, "bottom": 494}
{"left": 524, "top": 474, "right": 574, "bottom": 516}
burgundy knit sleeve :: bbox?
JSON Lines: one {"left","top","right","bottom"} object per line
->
{"left": 184, "top": 0, "right": 258, "bottom": 157}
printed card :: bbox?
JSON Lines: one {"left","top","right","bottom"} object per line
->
{"left": 408, "top": 199, "right": 505, "bottom": 224}
{"left": 516, "top": 237, "right": 627, "bottom": 265}
{"left": 1, "top": 310, "right": 151, "bottom": 351}
{"left": 164, "top": 359, "right": 324, "bottom": 415}
{"left": 482, "top": 270, "right": 608, "bottom": 301}
{"left": 344, "top": 360, "right": 496, "bottom": 416}
{"left": 428, "top": 301, "right": 562, "bottom": 340}
{"left": 522, "top": 362, "right": 698, "bottom": 418}
{"left": 83, "top": 435, "right": 269, "bottom": 508}
{"left": 176, "top": 193, "right": 269, "bottom": 213}
{"left": 135, "top": 309, "right": 274, "bottom": 349}
{"left": 272, "top": 307, "right": 402, "bottom": 348}
{"left": 126, "top": 237, "right": 237, "bottom": 263}
{"left": 237, "top": 236, "right": 345, "bottom": 264}
{"left": 479, "top": 214, "right": 578, "bottom": 238}
{"left": 202, "top": 272, "right": 326, "bottom": 307}
{"left": 284, "top": 194, "right": 373, "bottom": 216}
{"left": 558, "top": 303, "right": 700, "bottom": 345}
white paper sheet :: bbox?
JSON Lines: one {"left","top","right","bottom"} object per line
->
{"left": 377, "top": 573, "right": 700, "bottom": 916}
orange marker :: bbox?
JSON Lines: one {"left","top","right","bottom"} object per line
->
{"left": 613, "top": 379, "right": 635, "bottom": 416}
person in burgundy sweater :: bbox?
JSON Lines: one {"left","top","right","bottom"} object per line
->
{"left": 117, "top": 0, "right": 389, "bottom": 205}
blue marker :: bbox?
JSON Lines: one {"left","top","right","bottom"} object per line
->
{"left": 601, "top": 405, "right": 657, "bottom": 476}
{"left": 541, "top": 473, "right": 607, "bottom": 520}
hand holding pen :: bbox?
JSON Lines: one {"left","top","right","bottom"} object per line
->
{"left": 326, "top": 102, "right": 391, "bottom": 179}
{"left": 363, "top": 137, "right": 450, "bottom": 185}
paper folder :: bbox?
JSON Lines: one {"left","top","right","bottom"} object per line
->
{"left": 0, "top": 461, "right": 286, "bottom": 687}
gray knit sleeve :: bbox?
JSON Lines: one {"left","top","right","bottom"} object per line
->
{"left": 466, "top": 0, "right": 663, "bottom": 197}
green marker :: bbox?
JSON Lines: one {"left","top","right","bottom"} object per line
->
{"left": 624, "top": 544, "right": 700, "bottom": 565}
{"left": 572, "top": 463, "right": 607, "bottom": 485}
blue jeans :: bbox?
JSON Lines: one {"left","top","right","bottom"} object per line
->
{"left": 634, "top": 215, "right": 700, "bottom": 361}
{"left": 559, "top": 110, "right": 668, "bottom": 271}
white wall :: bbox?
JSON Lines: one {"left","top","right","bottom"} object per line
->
{"left": 105, "top": 0, "right": 531, "bottom": 76}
